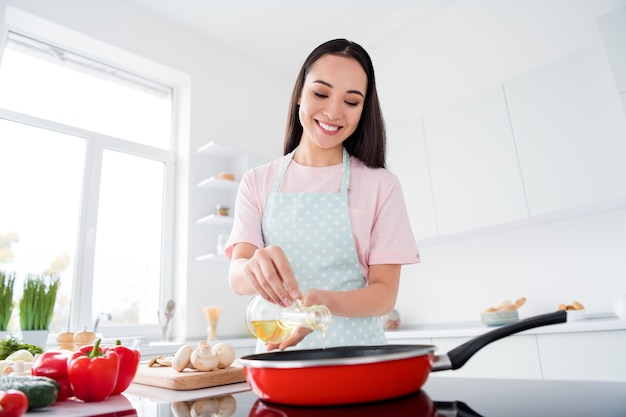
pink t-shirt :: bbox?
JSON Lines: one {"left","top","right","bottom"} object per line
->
{"left": 225, "top": 154, "right": 420, "bottom": 280}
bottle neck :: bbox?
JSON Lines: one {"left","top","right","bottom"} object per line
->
{"left": 282, "top": 303, "right": 331, "bottom": 332}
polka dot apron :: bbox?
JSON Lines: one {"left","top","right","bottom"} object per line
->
{"left": 260, "top": 147, "right": 387, "bottom": 351}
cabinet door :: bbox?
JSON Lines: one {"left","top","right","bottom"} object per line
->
{"left": 504, "top": 45, "right": 626, "bottom": 217}
{"left": 422, "top": 86, "right": 528, "bottom": 235}
{"left": 387, "top": 118, "right": 438, "bottom": 240}
{"left": 430, "top": 335, "right": 542, "bottom": 379}
{"left": 537, "top": 330, "right": 626, "bottom": 382}
{"left": 598, "top": 6, "right": 626, "bottom": 96}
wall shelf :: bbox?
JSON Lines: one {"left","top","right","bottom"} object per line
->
{"left": 196, "top": 214, "right": 233, "bottom": 226}
{"left": 195, "top": 253, "right": 229, "bottom": 263}
{"left": 196, "top": 176, "right": 240, "bottom": 191}
{"left": 193, "top": 141, "right": 269, "bottom": 264}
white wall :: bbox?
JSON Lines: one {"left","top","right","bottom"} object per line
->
{"left": 2, "top": 0, "right": 625, "bottom": 337}
{"left": 396, "top": 208, "right": 626, "bottom": 324}
{"left": 374, "top": 0, "right": 626, "bottom": 324}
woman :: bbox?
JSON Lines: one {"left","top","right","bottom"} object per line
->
{"left": 225, "top": 39, "right": 419, "bottom": 352}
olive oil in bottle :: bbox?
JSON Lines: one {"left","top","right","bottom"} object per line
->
{"left": 246, "top": 295, "right": 331, "bottom": 343}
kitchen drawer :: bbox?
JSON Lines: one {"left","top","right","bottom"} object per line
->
{"left": 429, "top": 334, "right": 542, "bottom": 379}
{"left": 537, "top": 330, "right": 626, "bottom": 382}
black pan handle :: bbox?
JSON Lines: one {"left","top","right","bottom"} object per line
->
{"left": 436, "top": 310, "right": 567, "bottom": 371}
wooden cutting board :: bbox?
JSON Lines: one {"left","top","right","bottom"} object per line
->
{"left": 133, "top": 364, "right": 247, "bottom": 390}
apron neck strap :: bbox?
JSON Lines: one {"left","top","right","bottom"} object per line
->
{"left": 340, "top": 147, "right": 350, "bottom": 194}
{"left": 271, "top": 147, "right": 350, "bottom": 194}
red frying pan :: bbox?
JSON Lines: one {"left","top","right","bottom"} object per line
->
{"left": 239, "top": 310, "right": 567, "bottom": 406}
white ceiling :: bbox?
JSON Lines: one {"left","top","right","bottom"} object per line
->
{"left": 122, "top": 0, "right": 447, "bottom": 74}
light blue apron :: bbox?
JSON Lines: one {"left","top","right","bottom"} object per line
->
{"left": 260, "top": 147, "right": 387, "bottom": 351}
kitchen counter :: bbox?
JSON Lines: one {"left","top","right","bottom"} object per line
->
{"left": 385, "top": 314, "right": 626, "bottom": 381}
{"left": 385, "top": 313, "right": 625, "bottom": 340}
{"left": 25, "top": 375, "right": 626, "bottom": 416}
{"left": 21, "top": 314, "right": 626, "bottom": 416}
{"left": 139, "top": 314, "right": 626, "bottom": 359}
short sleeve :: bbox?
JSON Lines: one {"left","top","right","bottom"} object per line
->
{"left": 224, "top": 157, "right": 283, "bottom": 259}
{"left": 224, "top": 170, "right": 265, "bottom": 259}
{"left": 367, "top": 175, "right": 420, "bottom": 265}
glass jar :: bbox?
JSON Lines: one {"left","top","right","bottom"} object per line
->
{"left": 216, "top": 204, "right": 229, "bottom": 216}
{"left": 245, "top": 295, "right": 331, "bottom": 343}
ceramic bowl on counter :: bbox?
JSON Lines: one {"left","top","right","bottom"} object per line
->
{"left": 481, "top": 310, "right": 519, "bottom": 327}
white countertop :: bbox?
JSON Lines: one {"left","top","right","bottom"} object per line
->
{"left": 24, "top": 382, "right": 251, "bottom": 416}
{"left": 126, "top": 381, "right": 250, "bottom": 403}
{"left": 385, "top": 313, "right": 626, "bottom": 340}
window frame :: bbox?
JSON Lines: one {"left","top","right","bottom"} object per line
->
{"left": 0, "top": 12, "right": 186, "bottom": 340}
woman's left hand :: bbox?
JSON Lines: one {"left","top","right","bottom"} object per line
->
{"left": 264, "top": 288, "right": 327, "bottom": 351}
{"left": 265, "top": 327, "right": 313, "bottom": 351}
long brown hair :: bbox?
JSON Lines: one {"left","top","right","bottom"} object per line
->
{"left": 283, "top": 39, "right": 386, "bottom": 168}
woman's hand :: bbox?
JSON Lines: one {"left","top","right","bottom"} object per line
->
{"left": 265, "top": 327, "right": 313, "bottom": 351}
{"left": 237, "top": 244, "right": 302, "bottom": 306}
{"left": 264, "top": 288, "right": 327, "bottom": 351}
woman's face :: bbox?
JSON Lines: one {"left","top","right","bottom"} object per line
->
{"left": 298, "top": 54, "right": 367, "bottom": 152}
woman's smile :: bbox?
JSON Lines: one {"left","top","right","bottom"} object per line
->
{"left": 317, "top": 120, "right": 342, "bottom": 134}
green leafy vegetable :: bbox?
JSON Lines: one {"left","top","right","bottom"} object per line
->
{"left": 0, "top": 336, "right": 44, "bottom": 360}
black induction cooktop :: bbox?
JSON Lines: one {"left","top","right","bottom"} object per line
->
{"left": 237, "top": 377, "right": 624, "bottom": 417}
{"left": 77, "top": 376, "right": 626, "bottom": 417}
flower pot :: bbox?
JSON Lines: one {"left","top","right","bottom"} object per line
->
{"left": 20, "top": 329, "right": 49, "bottom": 348}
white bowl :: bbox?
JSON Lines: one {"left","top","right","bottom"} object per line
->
{"left": 566, "top": 310, "right": 585, "bottom": 321}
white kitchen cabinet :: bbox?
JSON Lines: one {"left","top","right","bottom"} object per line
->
{"left": 537, "top": 330, "right": 626, "bottom": 382}
{"left": 428, "top": 335, "right": 542, "bottom": 379}
{"left": 422, "top": 85, "right": 528, "bottom": 235}
{"left": 503, "top": 45, "right": 626, "bottom": 217}
{"left": 386, "top": 118, "right": 438, "bottom": 240}
{"left": 194, "top": 141, "right": 267, "bottom": 262}
{"left": 598, "top": 6, "right": 626, "bottom": 97}
{"left": 385, "top": 320, "right": 626, "bottom": 382}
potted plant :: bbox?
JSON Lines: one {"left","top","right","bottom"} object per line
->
{"left": 0, "top": 270, "right": 15, "bottom": 337}
{"left": 19, "top": 273, "right": 60, "bottom": 347}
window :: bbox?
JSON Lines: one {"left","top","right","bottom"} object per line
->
{"left": 0, "top": 32, "right": 175, "bottom": 338}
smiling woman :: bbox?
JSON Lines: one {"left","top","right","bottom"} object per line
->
{"left": 0, "top": 31, "right": 175, "bottom": 338}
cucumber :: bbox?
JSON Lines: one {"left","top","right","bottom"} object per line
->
{"left": 0, "top": 375, "right": 60, "bottom": 409}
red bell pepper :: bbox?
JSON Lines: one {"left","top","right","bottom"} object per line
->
{"left": 68, "top": 338, "right": 119, "bottom": 402}
{"left": 31, "top": 350, "right": 74, "bottom": 401}
{"left": 104, "top": 340, "right": 140, "bottom": 395}
{"left": 76, "top": 340, "right": 141, "bottom": 395}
